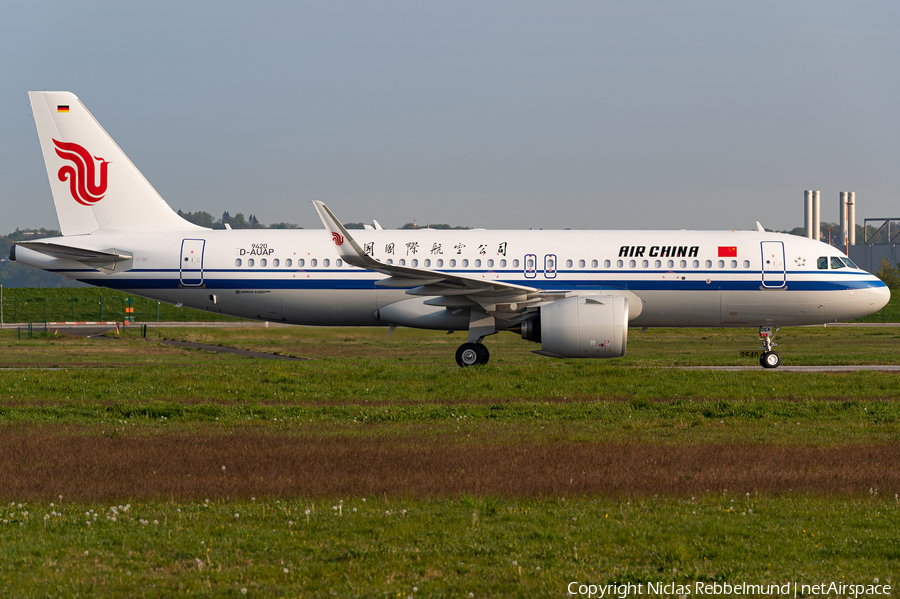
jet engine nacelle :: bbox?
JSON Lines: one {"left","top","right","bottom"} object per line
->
{"left": 534, "top": 295, "right": 628, "bottom": 358}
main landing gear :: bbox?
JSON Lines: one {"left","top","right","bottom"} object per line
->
{"left": 455, "top": 309, "right": 495, "bottom": 367}
{"left": 758, "top": 326, "right": 781, "bottom": 369}
{"left": 456, "top": 342, "right": 490, "bottom": 367}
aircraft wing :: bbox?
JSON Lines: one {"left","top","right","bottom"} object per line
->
{"left": 312, "top": 201, "right": 538, "bottom": 303}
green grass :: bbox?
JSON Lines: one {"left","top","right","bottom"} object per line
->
{"left": 1, "top": 496, "right": 897, "bottom": 597}
{"left": 2, "top": 324, "right": 900, "bottom": 595}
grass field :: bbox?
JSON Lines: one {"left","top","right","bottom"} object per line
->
{"left": 1, "top": 322, "right": 899, "bottom": 596}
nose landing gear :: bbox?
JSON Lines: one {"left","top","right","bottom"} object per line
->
{"left": 758, "top": 326, "right": 781, "bottom": 368}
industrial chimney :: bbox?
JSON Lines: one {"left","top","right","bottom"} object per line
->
{"left": 839, "top": 191, "right": 857, "bottom": 248}
{"left": 804, "top": 191, "right": 813, "bottom": 238}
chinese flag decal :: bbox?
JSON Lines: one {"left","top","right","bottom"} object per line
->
{"left": 718, "top": 246, "right": 738, "bottom": 258}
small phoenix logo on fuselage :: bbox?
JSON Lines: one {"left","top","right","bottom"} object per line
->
{"left": 53, "top": 139, "right": 110, "bottom": 206}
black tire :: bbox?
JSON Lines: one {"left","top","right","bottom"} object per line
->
{"left": 475, "top": 344, "right": 490, "bottom": 365}
{"left": 456, "top": 343, "right": 481, "bottom": 367}
{"left": 760, "top": 351, "right": 781, "bottom": 369}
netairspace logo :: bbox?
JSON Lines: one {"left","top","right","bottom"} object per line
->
{"left": 567, "top": 581, "right": 893, "bottom": 598}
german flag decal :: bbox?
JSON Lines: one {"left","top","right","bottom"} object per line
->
{"left": 57, "top": 105, "right": 70, "bottom": 113}
{"left": 718, "top": 246, "right": 738, "bottom": 258}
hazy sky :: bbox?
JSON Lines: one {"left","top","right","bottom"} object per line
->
{"left": 2, "top": 1, "right": 899, "bottom": 232}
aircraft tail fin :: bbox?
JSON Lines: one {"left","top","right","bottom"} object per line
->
{"left": 28, "top": 91, "right": 202, "bottom": 235}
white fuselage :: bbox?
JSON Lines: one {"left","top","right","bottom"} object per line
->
{"left": 15, "top": 227, "right": 890, "bottom": 329}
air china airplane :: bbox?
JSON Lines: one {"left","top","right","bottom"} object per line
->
{"left": 11, "top": 92, "right": 891, "bottom": 368}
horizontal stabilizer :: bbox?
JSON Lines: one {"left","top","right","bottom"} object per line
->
{"left": 15, "top": 241, "right": 132, "bottom": 263}
{"left": 15, "top": 241, "right": 133, "bottom": 273}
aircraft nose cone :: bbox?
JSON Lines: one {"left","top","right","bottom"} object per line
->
{"left": 868, "top": 281, "right": 891, "bottom": 312}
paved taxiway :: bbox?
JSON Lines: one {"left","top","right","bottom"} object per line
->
{"left": 678, "top": 365, "right": 900, "bottom": 372}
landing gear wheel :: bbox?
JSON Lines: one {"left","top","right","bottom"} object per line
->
{"left": 456, "top": 343, "right": 488, "bottom": 367}
{"left": 760, "top": 351, "right": 781, "bottom": 369}
{"left": 475, "top": 344, "right": 490, "bottom": 365}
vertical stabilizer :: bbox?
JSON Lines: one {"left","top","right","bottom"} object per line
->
{"left": 29, "top": 91, "right": 202, "bottom": 235}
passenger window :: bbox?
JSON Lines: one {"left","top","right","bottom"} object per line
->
{"left": 592, "top": 260, "right": 599, "bottom": 268}
{"left": 463, "top": 259, "right": 469, "bottom": 267}
{"left": 424, "top": 259, "right": 430, "bottom": 267}
{"left": 248, "top": 258, "right": 255, "bottom": 267}
{"left": 309, "top": 259, "right": 316, "bottom": 267}
{"left": 579, "top": 260, "right": 585, "bottom": 268}
{"left": 450, "top": 259, "right": 456, "bottom": 267}
{"left": 817, "top": 257, "right": 828, "bottom": 269}
{"left": 500, "top": 259, "right": 506, "bottom": 267}
{"left": 286, "top": 259, "right": 292, "bottom": 267}
{"left": 297, "top": 259, "right": 304, "bottom": 267}
{"left": 616, "top": 260, "right": 623, "bottom": 268}
{"left": 235, "top": 259, "right": 242, "bottom": 267}
{"left": 475, "top": 259, "right": 481, "bottom": 267}
{"left": 830, "top": 257, "right": 846, "bottom": 269}
{"left": 399, "top": 259, "right": 406, "bottom": 266}
{"left": 566, "top": 259, "right": 573, "bottom": 268}
{"left": 730, "top": 260, "right": 737, "bottom": 268}
{"left": 705, "top": 260, "right": 712, "bottom": 268}
{"left": 717, "top": 260, "right": 724, "bottom": 268}
{"left": 629, "top": 260, "right": 636, "bottom": 268}
{"left": 488, "top": 259, "right": 494, "bottom": 267}
{"left": 273, "top": 258, "right": 280, "bottom": 267}
{"left": 260, "top": 258, "right": 267, "bottom": 267}
{"left": 680, "top": 260, "right": 687, "bottom": 268}
{"left": 642, "top": 260, "right": 648, "bottom": 268}
{"left": 655, "top": 260, "right": 661, "bottom": 268}
{"left": 527, "top": 258, "right": 534, "bottom": 269}
{"left": 336, "top": 259, "right": 342, "bottom": 267}
{"left": 693, "top": 260, "right": 699, "bottom": 268}
{"left": 323, "top": 259, "right": 330, "bottom": 267}
{"left": 437, "top": 259, "right": 443, "bottom": 267}
{"left": 667, "top": 260, "right": 674, "bottom": 268}
{"left": 387, "top": 259, "right": 393, "bottom": 265}
{"left": 411, "top": 259, "right": 418, "bottom": 267}
{"left": 743, "top": 260, "right": 749, "bottom": 268}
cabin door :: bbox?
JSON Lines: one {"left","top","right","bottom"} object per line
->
{"left": 760, "top": 241, "right": 785, "bottom": 288}
{"left": 180, "top": 239, "right": 205, "bottom": 287}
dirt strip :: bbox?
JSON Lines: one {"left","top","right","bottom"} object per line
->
{"left": 154, "top": 339, "right": 309, "bottom": 361}
{"left": 2, "top": 431, "right": 898, "bottom": 500}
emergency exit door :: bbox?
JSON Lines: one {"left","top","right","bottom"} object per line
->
{"left": 180, "top": 239, "right": 205, "bottom": 286}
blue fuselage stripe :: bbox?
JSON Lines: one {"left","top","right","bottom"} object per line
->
{"left": 53, "top": 273, "right": 885, "bottom": 293}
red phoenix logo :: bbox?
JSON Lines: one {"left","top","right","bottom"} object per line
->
{"left": 53, "top": 139, "right": 110, "bottom": 206}
{"left": 331, "top": 232, "right": 344, "bottom": 246}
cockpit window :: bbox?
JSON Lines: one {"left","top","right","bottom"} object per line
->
{"left": 817, "top": 257, "right": 828, "bottom": 270}
{"left": 830, "top": 257, "right": 847, "bottom": 269}
{"left": 843, "top": 257, "right": 859, "bottom": 269}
